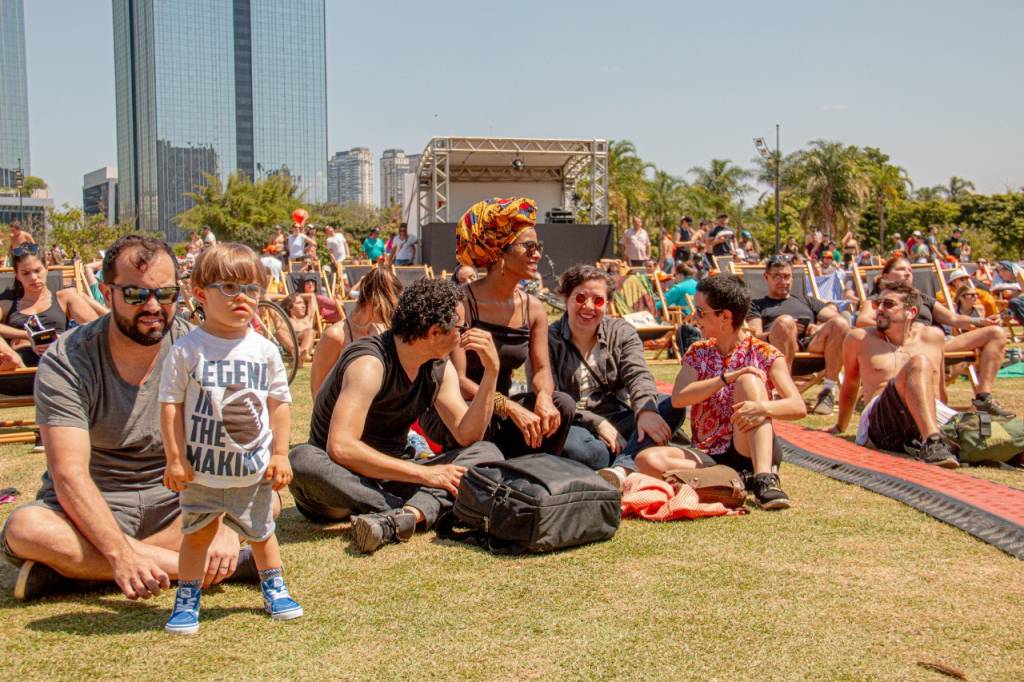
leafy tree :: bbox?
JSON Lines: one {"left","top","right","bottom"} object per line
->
{"left": 687, "top": 159, "right": 753, "bottom": 212}
{"left": 643, "top": 170, "right": 686, "bottom": 232}
{"left": 861, "top": 147, "right": 913, "bottom": 246}
{"left": 956, "top": 193, "right": 1024, "bottom": 258}
{"left": 789, "top": 140, "right": 870, "bottom": 239}
{"left": 607, "top": 139, "right": 651, "bottom": 240}
{"left": 943, "top": 176, "right": 976, "bottom": 203}
{"left": 48, "top": 204, "right": 139, "bottom": 261}
{"left": 914, "top": 185, "right": 946, "bottom": 201}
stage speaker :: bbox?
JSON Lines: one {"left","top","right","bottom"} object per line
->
{"left": 545, "top": 208, "right": 574, "bottom": 224}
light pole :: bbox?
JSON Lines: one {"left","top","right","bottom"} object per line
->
{"left": 754, "top": 125, "right": 782, "bottom": 254}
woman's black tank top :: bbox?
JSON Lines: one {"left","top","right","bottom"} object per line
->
{"left": 7, "top": 290, "right": 68, "bottom": 333}
{"left": 464, "top": 286, "right": 531, "bottom": 395}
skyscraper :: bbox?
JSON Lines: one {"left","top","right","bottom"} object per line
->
{"left": 379, "top": 149, "right": 409, "bottom": 208}
{"left": 0, "top": 0, "right": 30, "bottom": 189}
{"left": 327, "top": 148, "right": 374, "bottom": 207}
{"left": 83, "top": 167, "right": 119, "bottom": 226}
{"left": 113, "top": 0, "right": 327, "bottom": 241}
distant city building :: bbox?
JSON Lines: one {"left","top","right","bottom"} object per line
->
{"left": 0, "top": 0, "right": 31, "bottom": 189}
{"left": 0, "top": 195, "right": 54, "bottom": 232}
{"left": 83, "top": 167, "right": 119, "bottom": 225}
{"left": 113, "top": 0, "right": 327, "bottom": 241}
{"left": 327, "top": 148, "right": 374, "bottom": 207}
{"left": 405, "top": 153, "right": 422, "bottom": 178}
{"left": 379, "top": 149, "right": 409, "bottom": 208}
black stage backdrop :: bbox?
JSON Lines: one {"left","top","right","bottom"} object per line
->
{"left": 420, "top": 223, "right": 615, "bottom": 286}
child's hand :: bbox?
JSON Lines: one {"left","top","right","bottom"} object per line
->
{"left": 265, "top": 454, "right": 292, "bottom": 491}
{"left": 164, "top": 458, "right": 194, "bottom": 492}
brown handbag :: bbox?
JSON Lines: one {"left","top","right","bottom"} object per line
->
{"left": 663, "top": 463, "right": 747, "bottom": 509}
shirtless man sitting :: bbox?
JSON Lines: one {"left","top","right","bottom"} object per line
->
{"left": 825, "top": 281, "right": 959, "bottom": 468}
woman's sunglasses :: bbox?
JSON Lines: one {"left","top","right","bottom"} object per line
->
{"left": 11, "top": 243, "right": 39, "bottom": 257}
{"left": 508, "top": 240, "right": 544, "bottom": 256}
{"left": 110, "top": 284, "right": 181, "bottom": 305}
{"left": 573, "top": 293, "right": 606, "bottom": 308}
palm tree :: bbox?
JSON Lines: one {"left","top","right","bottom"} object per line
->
{"left": 789, "top": 140, "right": 870, "bottom": 239}
{"left": 607, "top": 139, "right": 651, "bottom": 237}
{"left": 943, "top": 176, "right": 975, "bottom": 203}
{"left": 862, "top": 147, "right": 913, "bottom": 246}
{"left": 644, "top": 170, "right": 686, "bottom": 232}
{"left": 914, "top": 185, "right": 947, "bottom": 201}
{"left": 687, "top": 159, "right": 753, "bottom": 210}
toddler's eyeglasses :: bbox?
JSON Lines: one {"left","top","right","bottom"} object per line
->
{"left": 206, "top": 282, "right": 263, "bottom": 299}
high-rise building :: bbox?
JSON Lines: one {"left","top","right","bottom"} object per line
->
{"left": 327, "top": 148, "right": 374, "bottom": 207}
{"left": 379, "top": 149, "right": 409, "bottom": 208}
{"left": 0, "top": 0, "right": 31, "bottom": 189}
{"left": 83, "top": 167, "right": 119, "bottom": 225}
{"left": 113, "top": 0, "right": 327, "bottom": 241}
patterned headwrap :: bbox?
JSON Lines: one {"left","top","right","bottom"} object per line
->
{"left": 456, "top": 197, "right": 538, "bottom": 268}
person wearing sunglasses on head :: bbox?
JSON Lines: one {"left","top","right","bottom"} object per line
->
{"left": 822, "top": 281, "right": 959, "bottom": 468}
{"left": 1, "top": 235, "right": 265, "bottom": 602}
{"left": 418, "top": 197, "right": 575, "bottom": 459}
{"left": 6, "top": 222, "right": 35, "bottom": 262}
{"left": 0, "top": 242, "right": 99, "bottom": 391}
{"left": 547, "top": 264, "right": 687, "bottom": 484}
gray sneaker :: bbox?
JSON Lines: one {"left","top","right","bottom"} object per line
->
{"left": 597, "top": 466, "right": 628, "bottom": 492}
{"left": 972, "top": 395, "right": 1016, "bottom": 420}
{"left": 920, "top": 437, "right": 959, "bottom": 469}
{"left": 812, "top": 387, "right": 836, "bottom": 416}
{"left": 351, "top": 509, "right": 416, "bottom": 554}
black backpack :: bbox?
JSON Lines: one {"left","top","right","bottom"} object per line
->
{"left": 440, "top": 454, "right": 621, "bottom": 554}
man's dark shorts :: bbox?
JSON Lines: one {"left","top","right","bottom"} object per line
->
{"left": 1, "top": 483, "right": 179, "bottom": 568}
{"left": 866, "top": 379, "right": 919, "bottom": 451}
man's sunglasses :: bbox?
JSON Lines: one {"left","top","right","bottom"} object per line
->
{"left": 573, "top": 293, "right": 606, "bottom": 308}
{"left": 110, "top": 283, "right": 181, "bottom": 305}
{"left": 11, "top": 243, "right": 39, "bottom": 257}
{"left": 205, "top": 282, "right": 263, "bottom": 299}
{"left": 872, "top": 298, "right": 902, "bottom": 310}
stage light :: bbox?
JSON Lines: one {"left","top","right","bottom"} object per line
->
{"left": 511, "top": 158, "right": 525, "bottom": 172}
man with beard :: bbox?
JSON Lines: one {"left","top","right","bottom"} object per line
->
{"left": 2, "top": 235, "right": 260, "bottom": 600}
{"left": 823, "top": 281, "right": 959, "bottom": 468}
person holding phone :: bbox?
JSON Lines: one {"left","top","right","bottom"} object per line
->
{"left": 0, "top": 243, "right": 99, "bottom": 377}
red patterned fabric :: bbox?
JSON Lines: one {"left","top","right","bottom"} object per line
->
{"left": 682, "top": 334, "right": 782, "bottom": 455}
{"left": 620, "top": 473, "right": 747, "bottom": 521}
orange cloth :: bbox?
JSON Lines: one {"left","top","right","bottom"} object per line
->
{"left": 455, "top": 197, "right": 537, "bottom": 268}
{"left": 620, "top": 473, "right": 747, "bottom": 521}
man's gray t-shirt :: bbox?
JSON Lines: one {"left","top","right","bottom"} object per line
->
{"left": 34, "top": 314, "right": 191, "bottom": 494}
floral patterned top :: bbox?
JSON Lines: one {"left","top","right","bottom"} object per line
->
{"left": 682, "top": 335, "right": 783, "bottom": 455}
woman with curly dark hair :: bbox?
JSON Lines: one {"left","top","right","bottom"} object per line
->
{"left": 419, "top": 197, "right": 574, "bottom": 457}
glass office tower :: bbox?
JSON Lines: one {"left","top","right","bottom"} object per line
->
{"left": 113, "top": 0, "right": 326, "bottom": 241}
{"left": 0, "top": 0, "right": 31, "bottom": 189}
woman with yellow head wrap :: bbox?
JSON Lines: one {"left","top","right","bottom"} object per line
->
{"left": 419, "top": 197, "right": 576, "bottom": 459}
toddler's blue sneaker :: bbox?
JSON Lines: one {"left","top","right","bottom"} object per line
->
{"left": 165, "top": 586, "right": 201, "bottom": 635}
{"left": 261, "top": 576, "right": 303, "bottom": 621}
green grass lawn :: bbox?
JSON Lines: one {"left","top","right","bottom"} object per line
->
{"left": 2, "top": 368, "right": 1023, "bottom": 680}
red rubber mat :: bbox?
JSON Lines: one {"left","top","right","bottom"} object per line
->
{"left": 654, "top": 380, "right": 1024, "bottom": 558}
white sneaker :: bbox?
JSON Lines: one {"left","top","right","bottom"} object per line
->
{"left": 598, "top": 466, "right": 628, "bottom": 492}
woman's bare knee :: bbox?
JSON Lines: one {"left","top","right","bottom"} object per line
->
{"left": 635, "top": 446, "right": 699, "bottom": 477}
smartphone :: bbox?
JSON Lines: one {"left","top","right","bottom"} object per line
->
{"left": 29, "top": 327, "right": 57, "bottom": 346}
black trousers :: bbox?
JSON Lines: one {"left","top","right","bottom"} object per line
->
{"left": 288, "top": 440, "right": 503, "bottom": 528}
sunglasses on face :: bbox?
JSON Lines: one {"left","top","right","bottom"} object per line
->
{"left": 509, "top": 240, "right": 544, "bottom": 256}
{"left": 694, "top": 306, "right": 722, "bottom": 319}
{"left": 573, "top": 293, "right": 606, "bottom": 308}
{"left": 110, "top": 283, "right": 181, "bottom": 305}
{"left": 872, "top": 298, "right": 902, "bottom": 311}
{"left": 11, "top": 243, "right": 39, "bottom": 257}
{"left": 205, "top": 282, "right": 263, "bottom": 299}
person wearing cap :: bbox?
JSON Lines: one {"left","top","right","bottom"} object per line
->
{"left": 361, "top": 227, "right": 386, "bottom": 263}
{"left": 940, "top": 268, "right": 997, "bottom": 316}
{"left": 942, "top": 227, "right": 967, "bottom": 261}
{"left": 709, "top": 214, "right": 735, "bottom": 257}
{"left": 907, "top": 230, "right": 931, "bottom": 263}
{"left": 993, "top": 261, "right": 1024, "bottom": 327}
{"left": 889, "top": 232, "right": 905, "bottom": 256}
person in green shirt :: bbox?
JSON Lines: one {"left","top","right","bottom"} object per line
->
{"left": 659, "top": 264, "right": 698, "bottom": 315}
{"left": 361, "top": 227, "right": 386, "bottom": 262}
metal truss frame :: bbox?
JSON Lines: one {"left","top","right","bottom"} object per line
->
{"left": 416, "top": 137, "right": 608, "bottom": 228}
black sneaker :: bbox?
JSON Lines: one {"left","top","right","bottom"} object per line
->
{"left": 13, "top": 560, "right": 73, "bottom": 600}
{"left": 972, "top": 395, "right": 1016, "bottom": 420}
{"left": 351, "top": 509, "right": 416, "bottom": 554}
{"left": 752, "top": 473, "right": 791, "bottom": 510}
{"left": 812, "top": 388, "right": 835, "bottom": 416}
{"left": 920, "top": 437, "right": 959, "bottom": 469}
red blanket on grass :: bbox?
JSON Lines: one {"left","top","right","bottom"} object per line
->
{"left": 621, "top": 473, "right": 747, "bottom": 521}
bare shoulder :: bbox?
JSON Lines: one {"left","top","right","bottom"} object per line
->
{"left": 322, "top": 320, "right": 346, "bottom": 343}
{"left": 339, "top": 354, "right": 385, "bottom": 392}
{"left": 846, "top": 327, "right": 869, "bottom": 344}
{"left": 918, "top": 325, "right": 946, "bottom": 346}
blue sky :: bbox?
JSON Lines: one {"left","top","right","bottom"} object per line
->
{"left": 24, "top": 0, "right": 1024, "bottom": 207}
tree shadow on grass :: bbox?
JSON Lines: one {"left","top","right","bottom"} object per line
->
{"left": 23, "top": 596, "right": 258, "bottom": 635}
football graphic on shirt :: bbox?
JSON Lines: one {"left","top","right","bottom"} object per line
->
{"left": 221, "top": 384, "right": 264, "bottom": 450}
